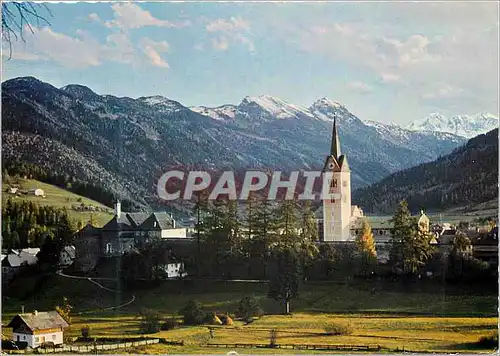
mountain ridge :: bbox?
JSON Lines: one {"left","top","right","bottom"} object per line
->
{"left": 353, "top": 128, "right": 499, "bottom": 214}
{"left": 2, "top": 76, "right": 467, "bottom": 209}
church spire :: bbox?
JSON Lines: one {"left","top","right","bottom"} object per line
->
{"left": 330, "top": 115, "right": 341, "bottom": 159}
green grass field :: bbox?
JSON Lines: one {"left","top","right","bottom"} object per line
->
{"left": 2, "top": 178, "right": 113, "bottom": 227}
{"left": 2, "top": 275, "right": 497, "bottom": 353}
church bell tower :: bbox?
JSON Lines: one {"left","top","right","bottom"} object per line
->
{"left": 322, "top": 116, "right": 352, "bottom": 241}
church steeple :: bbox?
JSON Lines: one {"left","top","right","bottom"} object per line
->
{"left": 330, "top": 115, "right": 341, "bottom": 159}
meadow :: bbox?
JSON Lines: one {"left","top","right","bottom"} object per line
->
{"left": 2, "top": 178, "right": 113, "bottom": 227}
{"left": 2, "top": 275, "right": 497, "bottom": 353}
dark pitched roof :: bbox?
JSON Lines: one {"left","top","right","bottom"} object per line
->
{"left": 338, "top": 155, "right": 350, "bottom": 172}
{"left": 102, "top": 214, "right": 134, "bottom": 231}
{"left": 7, "top": 311, "right": 69, "bottom": 332}
{"left": 77, "top": 223, "right": 101, "bottom": 236}
{"left": 126, "top": 213, "right": 150, "bottom": 227}
{"left": 330, "top": 116, "right": 341, "bottom": 159}
{"left": 323, "top": 155, "right": 341, "bottom": 172}
{"left": 139, "top": 212, "right": 174, "bottom": 230}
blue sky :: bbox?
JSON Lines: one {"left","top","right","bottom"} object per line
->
{"left": 2, "top": 2, "right": 499, "bottom": 125}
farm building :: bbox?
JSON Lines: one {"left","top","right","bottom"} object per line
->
{"left": 29, "top": 188, "right": 45, "bottom": 197}
{"left": 7, "top": 310, "right": 69, "bottom": 348}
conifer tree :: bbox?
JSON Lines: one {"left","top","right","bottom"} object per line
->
{"left": 389, "top": 200, "right": 434, "bottom": 275}
{"left": 275, "top": 199, "right": 300, "bottom": 248}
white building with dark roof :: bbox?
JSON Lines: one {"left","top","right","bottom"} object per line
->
{"left": 74, "top": 202, "right": 189, "bottom": 271}
{"left": 7, "top": 310, "right": 69, "bottom": 348}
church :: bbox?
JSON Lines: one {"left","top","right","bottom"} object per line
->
{"left": 316, "top": 117, "right": 364, "bottom": 242}
{"left": 315, "top": 117, "right": 432, "bottom": 262}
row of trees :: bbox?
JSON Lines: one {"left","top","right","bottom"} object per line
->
{"left": 2, "top": 199, "right": 76, "bottom": 249}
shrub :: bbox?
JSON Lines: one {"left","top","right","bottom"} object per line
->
{"left": 205, "top": 312, "right": 222, "bottom": 325}
{"left": 236, "top": 296, "right": 263, "bottom": 322}
{"left": 477, "top": 333, "right": 499, "bottom": 349}
{"left": 220, "top": 314, "right": 234, "bottom": 326}
{"left": 324, "top": 322, "right": 353, "bottom": 336}
{"left": 161, "top": 318, "right": 178, "bottom": 331}
{"left": 139, "top": 309, "right": 161, "bottom": 334}
{"left": 81, "top": 325, "right": 91, "bottom": 338}
{"left": 180, "top": 300, "right": 205, "bottom": 326}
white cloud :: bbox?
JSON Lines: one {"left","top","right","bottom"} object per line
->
{"left": 3, "top": 26, "right": 170, "bottom": 69}
{"left": 288, "top": 15, "right": 497, "bottom": 114}
{"left": 422, "top": 84, "right": 463, "bottom": 100}
{"left": 348, "top": 81, "right": 372, "bottom": 93}
{"left": 380, "top": 72, "right": 401, "bottom": 83}
{"left": 105, "top": 3, "right": 191, "bottom": 30}
{"left": 206, "top": 17, "right": 250, "bottom": 33}
{"left": 88, "top": 13, "right": 101, "bottom": 22}
{"left": 4, "top": 26, "right": 102, "bottom": 67}
{"left": 139, "top": 38, "right": 170, "bottom": 68}
{"left": 205, "top": 16, "right": 255, "bottom": 52}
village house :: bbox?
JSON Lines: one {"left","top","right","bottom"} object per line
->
{"left": 7, "top": 310, "right": 69, "bottom": 348}
{"left": 74, "top": 202, "right": 190, "bottom": 271}
{"left": 29, "top": 188, "right": 45, "bottom": 197}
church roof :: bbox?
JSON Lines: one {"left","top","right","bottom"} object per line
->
{"left": 330, "top": 116, "right": 341, "bottom": 159}
{"left": 323, "top": 155, "right": 341, "bottom": 172}
{"left": 338, "top": 155, "right": 350, "bottom": 172}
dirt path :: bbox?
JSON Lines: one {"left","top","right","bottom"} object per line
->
{"left": 56, "top": 270, "right": 135, "bottom": 314}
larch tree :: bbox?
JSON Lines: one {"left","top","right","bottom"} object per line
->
{"left": 355, "top": 218, "right": 377, "bottom": 276}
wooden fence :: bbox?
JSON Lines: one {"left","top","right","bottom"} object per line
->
{"left": 204, "top": 342, "right": 383, "bottom": 351}
{"left": 4, "top": 338, "right": 160, "bottom": 354}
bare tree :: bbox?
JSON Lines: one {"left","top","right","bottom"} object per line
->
{"left": 2, "top": 2, "right": 52, "bottom": 58}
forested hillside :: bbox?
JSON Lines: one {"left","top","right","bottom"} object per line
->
{"left": 353, "top": 129, "right": 498, "bottom": 214}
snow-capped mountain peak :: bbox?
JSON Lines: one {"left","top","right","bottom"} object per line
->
{"left": 190, "top": 104, "right": 237, "bottom": 121}
{"left": 309, "top": 97, "right": 348, "bottom": 122}
{"left": 310, "top": 97, "right": 343, "bottom": 110}
{"left": 407, "top": 112, "right": 499, "bottom": 138}
{"left": 138, "top": 95, "right": 183, "bottom": 112}
{"left": 239, "top": 95, "right": 314, "bottom": 119}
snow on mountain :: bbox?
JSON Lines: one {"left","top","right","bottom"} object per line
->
{"left": 238, "top": 95, "right": 315, "bottom": 120}
{"left": 138, "top": 95, "right": 184, "bottom": 112}
{"left": 190, "top": 105, "right": 237, "bottom": 121}
{"left": 308, "top": 97, "right": 359, "bottom": 123}
{"left": 406, "top": 112, "right": 499, "bottom": 138}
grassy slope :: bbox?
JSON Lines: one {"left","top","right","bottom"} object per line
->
{"left": 2, "top": 276, "right": 497, "bottom": 353}
{"left": 2, "top": 178, "right": 113, "bottom": 227}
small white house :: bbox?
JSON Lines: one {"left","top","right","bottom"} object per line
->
{"left": 7, "top": 311, "right": 69, "bottom": 348}
{"left": 164, "top": 262, "right": 186, "bottom": 278}
{"left": 9, "top": 187, "right": 19, "bottom": 194}
{"left": 29, "top": 188, "right": 45, "bottom": 197}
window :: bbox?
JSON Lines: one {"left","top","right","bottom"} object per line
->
{"left": 106, "top": 243, "right": 113, "bottom": 254}
{"left": 343, "top": 180, "right": 348, "bottom": 187}
{"left": 35, "top": 337, "right": 39, "bottom": 342}
{"left": 331, "top": 179, "right": 337, "bottom": 188}
{"left": 52, "top": 335, "right": 56, "bottom": 340}
{"left": 330, "top": 198, "right": 336, "bottom": 203}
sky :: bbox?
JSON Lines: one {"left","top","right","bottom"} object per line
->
{"left": 2, "top": 1, "right": 499, "bottom": 125}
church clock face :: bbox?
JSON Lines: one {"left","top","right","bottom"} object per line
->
{"left": 328, "top": 162, "right": 334, "bottom": 169}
